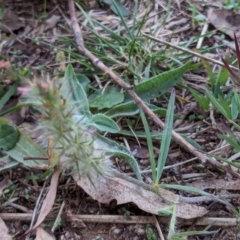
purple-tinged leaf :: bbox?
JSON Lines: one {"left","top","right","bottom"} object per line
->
{"left": 234, "top": 33, "right": 240, "bottom": 70}
{"left": 222, "top": 58, "right": 240, "bottom": 83}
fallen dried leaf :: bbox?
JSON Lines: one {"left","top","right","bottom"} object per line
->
{"left": 44, "top": 15, "right": 61, "bottom": 31}
{"left": 0, "top": 217, "right": 12, "bottom": 240}
{"left": 73, "top": 172, "right": 208, "bottom": 219}
{"left": 208, "top": 8, "right": 240, "bottom": 39}
{"left": 23, "top": 168, "right": 61, "bottom": 236}
{"left": 35, "top": 227, "right": 56, "bottom": 240}
{"left": 0, "top": 61, "right": 11, "bottom": 69}
{"left": 0, "top": 8, "right": 24, "bottom": 33}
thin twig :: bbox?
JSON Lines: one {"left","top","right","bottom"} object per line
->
{"left": 0, "top": 213, "right": 238, "bottom": 227}
{"left": 143, "top": 33, "right": 239, "bottom": 71}
{"left": 153, "top": 215, "right": 165, "bottom": 240}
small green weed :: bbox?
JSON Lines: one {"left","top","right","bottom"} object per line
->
{"left": 146, "top": 224, "right": 157, "bottom": 240}
{"left": 223, "top": 0, "right": 240, "bottom": 11}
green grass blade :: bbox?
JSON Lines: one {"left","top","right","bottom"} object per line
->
{"left": 97, "top": 135, "right": 142, "bottom": 181}
{"left": 139, "top": 108, "right": 156, "bottom": 182}
{"left": 0, "top": 103, "right": 29, "bottom": 117}
{"left": 156, "top": 89, "right": 175, "bottom": 183}
{"left": 168, "top": 204, "right": 177, "bottom": 239}
{"left": 205, "top": 88, "right": 232, "bottom": 120}
{"left": 111, "top": 0, "right": 133, "bottom": 39}
{"left": 0, "top": 83, "right": 17, "bottom": 111}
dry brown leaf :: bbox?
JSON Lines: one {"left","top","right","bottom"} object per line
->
{"left": 0, "top": 61, "right": 11, "bottom": 69}
{"left": 0, "top": 217, "right": 12, "bottom": 240}
{"left": 131, "top": 145, "right": 150, "bottom": 159}
{"left": 73, "top": 173, "right": 207, "bottom": 219}
{"left": 35, "top": 227, "right": 56, "bottom": 240}
{"left": 23, "top": 168, "right": 61, "bottom": 236}
{"left": 0, "top": 8, "right": 24, "bottom": 33}
{"left": 187, "top": 178, "right": 240, "bottom": 190}
{"left": 44, "top": 15, "right": 61, "bottom": 31}
{"left": 208, "top": 8, "right": 240, "bottom": 39}
{"left": 30, "top": 15, "right": 60, "bottom": 36}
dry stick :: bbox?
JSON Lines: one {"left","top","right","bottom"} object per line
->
{"left": 142, "top": 33, "right": 239, "bottom": 71}
{"left": 153, "top": 215, "right": 165, "bottom": 240}
{"left": 0, "top": 213, "right": 238, "bottom": 227}
{"left": 0, "top": 213, "right": 155, "bottom": 224}
{"left": 68, "top": 0, "right": 239, "bottom": 178}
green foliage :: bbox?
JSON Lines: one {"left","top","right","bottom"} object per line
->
{"left": 205, "top": 88, "right": 232, "bottom": 120}
{"left": 223, "top": 0, "right": 240, "bottom": 11}
{"left": 146, "top": 225, "right": 158, "bottom": 240}
{"left": 89, "top": 86, "right": 124, "bottom": 110}
{"left": 1, "top": 129, "right": 47, "bottom": 171}
{"left": 100, "top": 0, "right": 131, "bottom": 17}
{"left": 0, "top": 83, "right": 18, "bottom": 111}
{"left": 189, "top": 88, "right": 210, "bottom": 111}
{"left": 0, "top": 118, "right": 20, "bottom": 151}
{"left": 26, "top": 65, "right": 142, "bottom": 180}
{"left": 156, "top": 89, "right": 175, "bottom": 184}
{"left": 140, "top": 89, "right": 175, "bottom": 185}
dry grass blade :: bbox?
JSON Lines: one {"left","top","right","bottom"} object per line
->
{"left": 22, "top": 168, "right": 61, "bottom": 237}
{"left": 35, "top": 227, "right": 56, "bottom": 240}
{"left": 68, "top": 0, "right": 240, "bottom": 178}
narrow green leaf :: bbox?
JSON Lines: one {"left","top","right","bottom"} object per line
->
{"left": 201, "top": 58, "right": 216, "bottom": 86}
{"left": 91, "top": 113, "right": 120, "bottom": 133}
{"left": 234, "top": 90, "right": 240, "bottom": 112}
{"left": 0, "top": 118, "right": 20, "bottom": 150}
{"left": 103, "top": 0, "right": 131, "bottom": 17}
{"left": 231, "top": 96, "right": 238, "bottom": 119}
{"left": 106, "top": 101, "right": 179, "bottom": 118}
{"left": 64, "top": 64, "right": 89, "bottom": 113}
{"left": 0, "top": 155, "right": 19, "bottom": 171}
{"left": 97, "top": 135, "right": 142, "bottom": 181}
{"left": 156, "top": 89, "right": 175, "bottom": 182}
{"left": 75, "top": 73, "right": 90, "bottom": 94}
{"left": 119, "top": 130, "right": 162, "bottom": 139}
{"left": 172, "top": 231, "right": 215, "bottom": 238}
{"left": 219, "top": 134, "right": 240, "bottom": 152}
{"left": 0, "top": 103, "right": 29, "bottom": 117}
{"left": 89, "top": 86, "right": 124, "bottom": 110}
{"left": 162, "top": 183, "right": 217, "bottom": 196}
{"left": 206, "top": 88, "right": 232, "bottom": 120}
{"left": 217, "top": 67, "right": 230, "bottom": 86}
{"left": 158, "top": 205, "right": 174, "bottom": 216}
{"left": 6, "top": 130, "right": 47, "bottom": 168}
{"left": 105, "top": 101, "right": 139, "bottom": 117}
{"left": 125, "top": 62, "right": 198, "bottom": 102}
{"left": 168, "top": 204, "right": 177, "bottom": 238}
{"left": 0, "top": 83, "right": 17, "bottom": 111}
{"left": 140, "top": 108, "right": 156, "bottom": 182}
{"left": 189, "top": 88, "right": 209, "bottom": 111}
{"left": 76, "top": 3, "right": 125, "bottom": 43}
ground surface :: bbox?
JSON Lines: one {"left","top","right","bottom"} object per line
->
{"left": 1, "top": 0, "right": 240, "bottom": 239}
